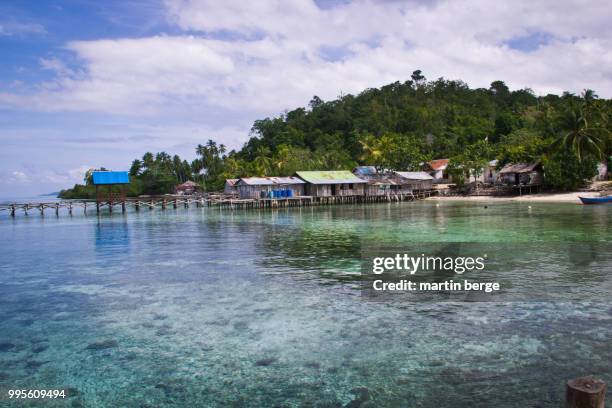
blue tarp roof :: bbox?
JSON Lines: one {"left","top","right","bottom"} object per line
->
{"left": 92, "top": 171, "right": 130, "bottom": 185}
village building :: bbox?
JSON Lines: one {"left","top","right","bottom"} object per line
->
{"left": 92, "top": 171, "right": 130, "bottom": 202}
{"left": 498, "top": 162, "right": 543, "bottom": 195}
{"left": 482, "top": 160, "right": 499, "bottom": 183}
{"left": 352, "top": 167, "right": 435, "bottom": 196}
{"left": 466, "top": 160, "right": 499, "bottom": 183}
{"left": 236, "top": 177, "right": 305, "bottom": 199}
{"left": 295, "top": 170, "right": 366, "bottom": 197}
{"left": 224, "top": 179, "right": 239, "bottom": 195}
{"left": 393, "top": 171, "right": 435, "bottom": 191}
{"left": 423, "top": 159, "right": 451, "bottom": 183}
{"left": 353, "top": 166, "right": 400, "bottom": 196}
{"left": 175, "top": 180, "right": 201, "bottom": 195}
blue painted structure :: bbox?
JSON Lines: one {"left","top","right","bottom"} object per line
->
{"left": 92, "top": 171, "right": 130, "bottom": 185}
{"left": 579, "top": 196, "right": 612, "bottom": 204}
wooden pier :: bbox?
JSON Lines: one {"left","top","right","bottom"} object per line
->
{"left": 0, "top": 190, "right": 435, "bottom": 218}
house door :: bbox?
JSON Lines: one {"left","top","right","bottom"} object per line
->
{"left": 331, "top": 185, "right": 337, "bottom": 196}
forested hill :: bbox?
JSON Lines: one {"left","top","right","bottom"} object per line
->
{"left": 59, "top": 71, "right": 611, "bottom": 198}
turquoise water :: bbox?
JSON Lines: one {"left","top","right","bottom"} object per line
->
{"left": 0, "top": 201, "right": 610, "bottom": 407}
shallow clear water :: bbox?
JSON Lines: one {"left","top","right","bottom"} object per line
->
{"left": 0, "top": 201, "right": 610, "bottom": 407}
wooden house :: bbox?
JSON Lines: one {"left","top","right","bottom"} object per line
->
{"left": 353, "top": 166, "right": 399, "bottom": 196}
{"left": 393, "top": 171, "right": 434, "bottom": 191}
{"left": 236, "top": 177, "right": 305, "bottom": 199}
{"left": 176, "top": 180, "right": 200, "bottom": 195}
{"left": 295, "top": 171, "right": 366, "bottom": 197}
{"left": 224, "top": 179, "right": 239, "bottom": 195}
{"left": 498, "top": 162, "right": 543, "bottom": 186}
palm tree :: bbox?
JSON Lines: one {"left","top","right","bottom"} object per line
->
{"left": 253, "top": 146, "right": 272, "bottom": 176}
{"left": 358, "top": 135, "right": 382, "bottom": 165}
{"left": 552, "top": 100, "right": 608, "bottom": 162}
{"left": 274, "top": 145, "right": 291, "bottom": 173}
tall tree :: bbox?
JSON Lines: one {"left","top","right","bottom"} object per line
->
{"left": 553, "top": 97, "right": 608, "bottom": 162}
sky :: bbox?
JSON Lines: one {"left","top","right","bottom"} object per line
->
{"left": 1, "top": 0, "right": 611, "bottom": 198}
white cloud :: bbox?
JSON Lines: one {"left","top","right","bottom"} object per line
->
{"left": 0, "top": 166, "right": 92, "bottom": 188}
{"left": 10, "top": 171, "right": 30, "bottom": 183}
{"left": 1, "top": 0, "right": 611, "bottom": 196}
{"left": 41, "top": 165, "right": 92, "bottom": 184}
{"left": 1, "top": 0, "right": 611, "bottom": 119}
{"left": 40, "top": 57, "right": 74, "bottom": 76}
{"left": 0, "top": 21, "right": 46, "bottom": 36}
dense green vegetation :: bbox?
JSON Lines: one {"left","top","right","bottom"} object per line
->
{"left": 59, "top": 71, "right": 611, "bottom": 198}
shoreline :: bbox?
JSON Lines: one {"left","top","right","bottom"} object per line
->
{"left": 427, "top": 191, "right": 603, "bottom": 203}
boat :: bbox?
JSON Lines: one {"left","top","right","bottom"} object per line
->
{"left": 579, "top": 195, "right": 612, "bottom": 204}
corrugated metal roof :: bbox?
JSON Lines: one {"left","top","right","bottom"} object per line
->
{"left": 92, "top": 171, "right": 130, "bottom": 185}
{"left": 295, "top": 171, "right": 367, "bottom": 184}
{"left": 366, "top": 177, "right": 403, "bottom": 186}
{"left": 499, "top": 162, "right": 540, "bottom": 174}
{"left": 225, "top": 179, "right": 239, "bottom": 186}
{"left": 237, "top": 176, "right": 305, "bottom": 186}
{"left": 394, "top": 171, "right": 434, "bottom": 181}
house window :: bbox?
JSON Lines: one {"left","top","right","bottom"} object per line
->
{"left": 349, "top": 183, "right": 354, "bottom": 189}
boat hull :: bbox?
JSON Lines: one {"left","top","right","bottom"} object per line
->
{"left": 579, "top": 196, "right": 612, "bottom": 204}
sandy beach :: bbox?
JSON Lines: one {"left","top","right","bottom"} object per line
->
{"left": 427, "top": 191, "right": 605, "bottom": 203}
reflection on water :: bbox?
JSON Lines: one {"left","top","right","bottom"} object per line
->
{"left": 95, "top": 217, "right": 130, "bottom": 256}
{"left": 0, "top": 201, "right": 610, "bottom": 407}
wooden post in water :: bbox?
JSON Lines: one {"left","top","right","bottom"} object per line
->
{"left": 10, "top": 204, "right": 15, "bottom": 217}
{"left": 566, "top": 376, "right": 606, "bottom": 408}
{"left": 84, "top": 202, "right": 87, "bottom": 214}
{"left": 121, "top": 200, "right": 126, "bottom": 213}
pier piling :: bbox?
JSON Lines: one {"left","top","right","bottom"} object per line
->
{"left": 0, "top": 190, "right": 436, "bottom": 219}
{"left": 566, "top": 376, "right": 606, "bottom": 408}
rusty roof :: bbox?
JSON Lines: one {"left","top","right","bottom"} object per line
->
{"left": 427, "top": 159, "right": 449, "bottom": 170}
{"left": 499, "top": 162, "right": 541, "bottom": 174}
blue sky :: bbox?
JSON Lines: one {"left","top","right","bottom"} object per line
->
{"left": 1, "top": 0, "right": 611, "bottom": 198}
